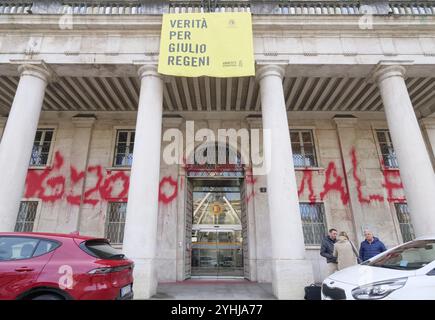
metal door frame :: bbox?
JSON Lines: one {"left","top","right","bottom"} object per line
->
{"left": 187, "top": 177, "right": 248, "bottom": 279}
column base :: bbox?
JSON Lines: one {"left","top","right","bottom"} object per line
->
{"left": 271, "top": 259, "right": 314, "bottom": 299}
{"left": 131, "top": 258, "right": 158, "bottom": 299}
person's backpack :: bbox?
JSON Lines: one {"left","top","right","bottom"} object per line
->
{"left": 304, "top": 283, "right": 322, "bottom": 300}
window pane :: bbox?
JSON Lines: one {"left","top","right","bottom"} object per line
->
{"left": 302, "top": 131, "right": 313, "bottom": 143}
{"left": 33, "top": 240, "right": 60, "bottom": 257}
{"left": 376, "top": 131, "right": 386, "bottom": 142}
{"left": 369, "top": 240, "right": 435, "bottom": 270}
{"left": 377, "top": 130, "right": 398, "bottom": 168}
{"left": 117, "top": 131, "right": 128, "bottom": 143}
{"left": 30, "top": 129, "right": 54, "bottom": 166}
{"left": 0, "top": 237, "right": 39, "bottom": 261}
{"left": 43, "top": 131, "right": 53, "bottom": 143}
{"left": 15, "top": 201, "right": 38, "bottom": 232}
{"left": 114, "top": 131, "right": 135, "bottom": 167}
{"left": 105, "top": 202, "right": 127, "bottom": 244}
{"left": 291, "top": 130, "right": 317, "bottom": 168}
{"left": 81, "top": 240, "right": 124, "bottom": 259}
{"left": 290, "top": 132, "right": 300, "bottom": 142}
{"left": 299, "top": 203, "right": 326, "bottom": 246}
{"left": 395, "top": 203, "right": 415, "bottom": 243}
{"left": 34, "top": 131, "right": 42, "bottom": 142}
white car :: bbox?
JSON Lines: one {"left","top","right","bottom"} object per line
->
{"left": 322, "top": 236, "right": 435, "bottom": 300}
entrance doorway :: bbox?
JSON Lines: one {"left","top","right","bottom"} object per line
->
{"left": 191, "top": 228, "right": 243, "bottom": 277}
{"left": 189, "top": 179, "right": 245, "bottom": 278}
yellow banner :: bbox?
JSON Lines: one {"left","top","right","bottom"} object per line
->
{"left": 158, "top": 12, "right": 255, "bottom": 78}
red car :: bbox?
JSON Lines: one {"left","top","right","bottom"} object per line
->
{"left": 0, "top": 232, "right": 134, "bottom": 300}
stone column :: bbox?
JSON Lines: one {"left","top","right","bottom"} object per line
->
{"left": 0, "top": 64, "right": 50, "bottom": 232}
{"left": 122, "top": 65, "right": 163, "bottom": 299}
{"left": 374, "top": 65, "right": 435, "bottom": 237}
{"left": 257, "top": 65, "right": 313, "bottom": 299}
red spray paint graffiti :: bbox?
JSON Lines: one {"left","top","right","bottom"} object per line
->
{"left": 381, "top": 166, "right": 406, "bottom": 203}
{"left": 297, "top": 170, "right": 317, "bottom": 204}
{"left": 25, "top": 151, "right": 65, "bottom": 202}
{"left": 319, "top": 161, "right": 349, "bottom": 205}
{"left": 158, "top": 176, "right": 178, "bottom": 204}
{"left": 24, "top": 149, "right": 405, "bottom": 208}
{"left": 24, "top": 151, "right": 178, "bottom": 206}
{"left": 245, "top": 168, "right": 257, "bottom": 204}
{"left": 351, "top": 148, "right": 384, "bottom": 203}
{"left": 66, "top": 166, "right": 86, "bottom": 205}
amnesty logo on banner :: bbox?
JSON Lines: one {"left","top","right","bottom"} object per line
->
{"left": 158, "top": 12, "right": 255, "bottom": 77}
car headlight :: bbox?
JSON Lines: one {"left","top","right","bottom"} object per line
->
{"left": 351, "top": 278, "right": 407, "bottom": 300}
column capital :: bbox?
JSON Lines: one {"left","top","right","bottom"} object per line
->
{"left": 420, "top": 117, "right": 435, "bottom": 130}
{"left": 256, "top": 64, "right": 286, "bottom": 82}
{"left": 373, "top": 65, "right": 406, "bottom": 84}
{"left": 137, "top": 64, "right": 162, "bottom": 80}
{"left": 18, "top": 64, "right": 52, "bottom": 83}
{"left": 72, "top": 114, "right": 97, "bottom": 128}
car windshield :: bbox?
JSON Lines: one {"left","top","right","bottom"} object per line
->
{"left": 367, "top": 240, "right": 435, "bottom": 270}
{"left": 81, "top": 239, "right": 125, "bottom": 260}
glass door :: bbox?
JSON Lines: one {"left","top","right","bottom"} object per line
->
{"left": 191, "top": 229, "right": 243, "bottom": 277}
{"left": 190, "top": 180, "right": 245, "bottom": 277}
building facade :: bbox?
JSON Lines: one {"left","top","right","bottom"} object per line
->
{"left": 1, "top": 0, "right": 435, "bottom": 299}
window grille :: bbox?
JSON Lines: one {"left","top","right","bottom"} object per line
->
{"left": 300, "top": 202, "right": 326, "bottom": 246}
{"left": 14, "top": 201, "right": 38, "bottom": 232}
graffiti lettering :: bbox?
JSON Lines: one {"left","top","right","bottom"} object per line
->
{"left": 23, "top": 149, "right": 405, "bottom": 208}
{"left": 319, "top": 161, "right": 349, "bottom": 205}
{"left": 297, "top": 170, "right": 316, "bottom": 204}
{"left": 24, "top": 151, "right": 179, "bottom": 206}
{"left": 159, "top": 176, "right": 178, "bottom": 204}
{"left": 351, "top": 148, "right": 384, "bottom": 203}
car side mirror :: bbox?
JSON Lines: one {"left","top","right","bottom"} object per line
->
{"left": 427, "top": 268, "right": 435, "bottom": 276}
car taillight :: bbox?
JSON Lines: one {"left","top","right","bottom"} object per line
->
{"left": 88, "top": 264, "right": 132, "bottom": 274}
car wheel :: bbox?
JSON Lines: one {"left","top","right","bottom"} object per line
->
{"left": 32, "top": 294, "right": 64, "bottom": 300}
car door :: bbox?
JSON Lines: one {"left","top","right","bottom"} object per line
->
{"left": 0, "top": 236, "right": 55, "bottom": 299}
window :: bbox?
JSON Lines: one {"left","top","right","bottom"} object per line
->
{"left": 290, "top": 130, "right": 318, "bottom": 167}
{"left": 14, "top": 201, "right": 38, "bottom": 232}
{"left": 113, "top": 130, "right": 135, "bottom": 167}
{"left": 299, "top": 203, "right": 326, "bottom": 246}
{"left": 367, "top": 240, "right": 435, "bottom": 270}
{"left": 376, "top": 130, "right": 398, "bottom": 168}
{"left": 0, "top": 237, "right": 59, "bottom": 261}
{"left": 105, "top": 202, "right": 127, "bottom": 245}
{"left": 395, "top": 203, "right": 415, "bottom": 243}
{"left": 79, "top": 240, "right": 124, "bottom": 260}
{"left": 30, "top": 128, "right": 54, "bottom": 166}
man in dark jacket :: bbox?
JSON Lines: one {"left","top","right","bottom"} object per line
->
{"left": 359, "top": 230, "right": 387, "bottom": 262}
{"left": 320, "top": 228, "right": 338, "bottom": 276}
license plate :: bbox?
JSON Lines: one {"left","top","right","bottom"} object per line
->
{"left": 121, "top": 284, "right": 132, "bottom": 297}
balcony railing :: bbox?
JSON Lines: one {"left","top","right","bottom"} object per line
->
{"left": 0, "top": 1, "right": 435, "bottom": 16}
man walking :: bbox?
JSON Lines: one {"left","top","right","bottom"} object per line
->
{"left": 320, "top": 228, "right": 338, "bottom": 276}
{"left": 359, "top": 229, "right": 387, "bottom": 262}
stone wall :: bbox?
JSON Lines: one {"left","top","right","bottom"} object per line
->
{"left": 14, "top": 111, "right": 422, "bottom": 283}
